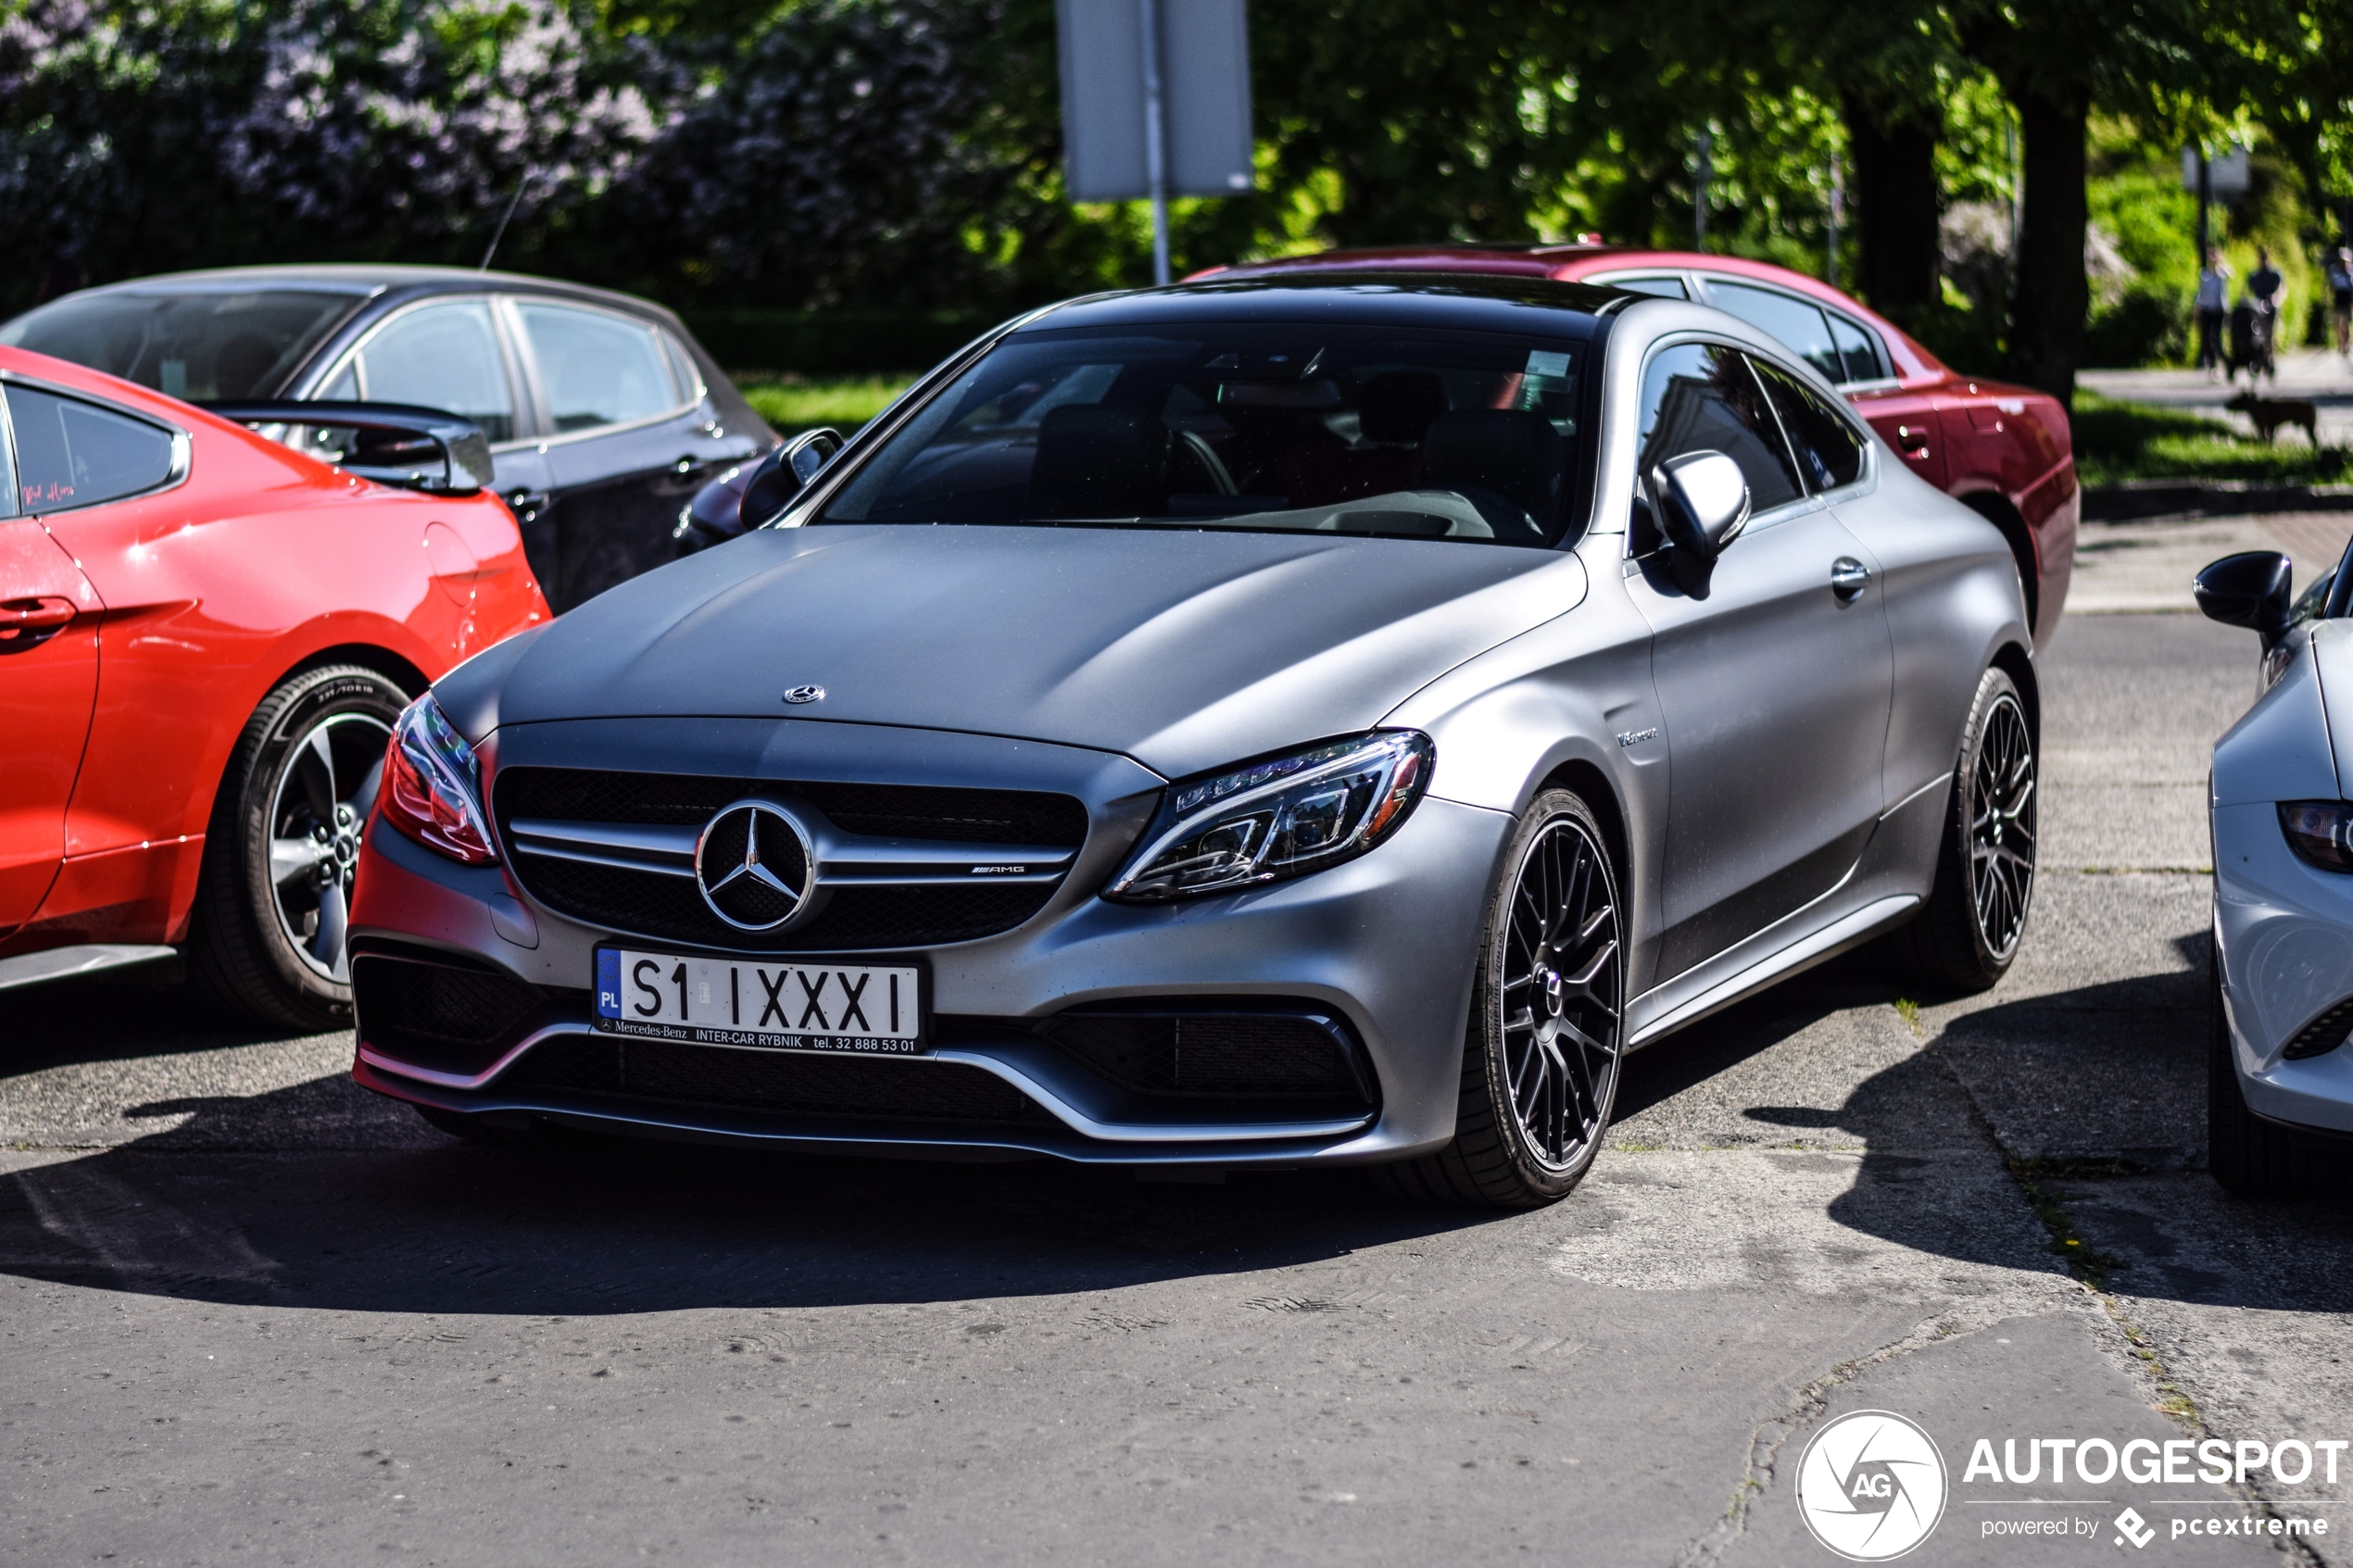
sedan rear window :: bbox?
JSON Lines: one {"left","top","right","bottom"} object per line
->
{"left": 821, "top": 325, "right": 1585, "bottom": 547}
{"left": 0, "top": 290, "right": 360, "bottom": 400}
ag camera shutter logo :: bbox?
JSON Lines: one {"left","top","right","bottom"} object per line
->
{"left": 1795, "top": 1410, "right": 1948, "bottom": 1561}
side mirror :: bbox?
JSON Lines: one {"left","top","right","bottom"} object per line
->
{"left": 2195, "top": 551, "right": 2293, "bottom": 646}
{"left": 1652, "top": 451, "right": 1751, "bottom": 563}
{"left": 738, "top": 427, "right": 844, "bottom": 531}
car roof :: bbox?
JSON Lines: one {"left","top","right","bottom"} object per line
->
{"left": 1013, "top": 271, "right": 1623, "bottom": 341}
{"left": 45, "top": 264, "right": 686, "bottom": 324}
{"left": 1203, "top": 245, "right": 1953, "bottom": 383}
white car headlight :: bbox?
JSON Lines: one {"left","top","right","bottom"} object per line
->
{"left": 1104, "top": 731, "right": 1434, "bottom": 902}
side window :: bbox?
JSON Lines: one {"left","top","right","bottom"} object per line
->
{"left": 1635, "top": 343, "right": 1804, "bottom": 524}
{"left": 1610, "top": 275, "right": 1690, "bottom": 300}
{"left": 6, "top": 386, "right": 178, "bottom": 511}
{"left": 1699, "top": 280, "right": 1844, "bottom": 386}
{"left": 1827, "top": 312, "right": 1887, "bottom": 383}
{"left": 516, "top": 304, "right": 681, "bottom": 433}
{"left": 344, "top": 301, "right": 516, "bottom": 443}
{"left": 1751, "top": 358, "right": 1867, "bottom": 492}
{"left": 0, "top": 391, "right": 17, "bottom": 516}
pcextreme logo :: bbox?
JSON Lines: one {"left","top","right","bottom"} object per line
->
{"left": 1796, "top": 1410, "right": 1950, "bottom": 1561}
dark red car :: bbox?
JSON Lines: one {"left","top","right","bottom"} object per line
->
{"left": 0, "top": 345, "right": 548, "bottom": 1025}
{"left": 1198, "top": 245, "right": 2077, "bottom": 646}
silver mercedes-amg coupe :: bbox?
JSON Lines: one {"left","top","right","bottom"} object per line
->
{"left": 348, "top": 274, "right": 2047, "bottom": 1208}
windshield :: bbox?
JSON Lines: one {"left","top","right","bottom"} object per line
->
{"left": 0, "top": 289, "right": 363, "bottom": 401}
{"left": 820, "top": 324, "right": 1585, "bottom": 547}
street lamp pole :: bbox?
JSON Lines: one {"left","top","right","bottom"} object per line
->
{"left": 1139, "top": 0, "right": 1171, "bottom": 286}
{"left": 1694, "top": 128, "right": 1711, "bottom": 251}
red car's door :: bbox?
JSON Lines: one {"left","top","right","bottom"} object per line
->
{"left": 0, "top": 511, "right": 103, "bottom": 932}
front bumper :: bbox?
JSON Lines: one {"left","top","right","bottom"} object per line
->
{"left": 348, "top": 722, "right": 1515, "bottom": 1165}
{"left": 2212, "top": 800, "right": 2353, "bottom": 1136}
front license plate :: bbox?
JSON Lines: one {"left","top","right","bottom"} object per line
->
{"left": 594, "top": 948, "right": 926, "bottom": 1054}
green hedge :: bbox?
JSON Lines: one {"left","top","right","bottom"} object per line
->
{"left": 679, "top": 307, "right": 1002, "bottom": 376}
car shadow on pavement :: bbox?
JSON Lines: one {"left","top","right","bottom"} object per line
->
{"left": 0, "top": 1080, "right": 1503, "bottom": 1320}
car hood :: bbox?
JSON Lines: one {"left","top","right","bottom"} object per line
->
{"left": 459, "top": 524, "right": 1585, "bottom": 779}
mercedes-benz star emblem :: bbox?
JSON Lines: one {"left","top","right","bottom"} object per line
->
{"left": 782, "top": 684, "right": 825, "bottom": 705}
{"left": 694, "top": 801, "right": 815, "bottom": 931}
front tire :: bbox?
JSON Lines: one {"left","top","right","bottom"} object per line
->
{"left": 1887, "top": 665, "right": 2037, "bottom": 992}
{"left": 186, "top": 664, "right": 407, "bottom": 1030}
{"left": 1381, "top": 788, "right": 1626, "bottom": 1209}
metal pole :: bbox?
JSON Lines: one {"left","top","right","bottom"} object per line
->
{"left": 1826, "top": 150, "right": 1843, "bottom": 289}
{"left": 2195, "top": 146, "right": 2211, "bottom": 275}
{"left": 1694, "top": 129, "right": 1711, "bottom": 251}
{"left": 1139, "top": 0, "right": 1171, "bottom": 286}
{"left": 2007, "top": 119, "right": 2020, "bottom": 261}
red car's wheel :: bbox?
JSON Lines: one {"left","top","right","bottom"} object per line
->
{"left": 187, "top": 664, "right": 408, "bottom": 1030}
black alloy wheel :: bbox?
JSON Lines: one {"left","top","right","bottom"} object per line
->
{"left": 1887, "top": 664, "right": 2037, "bottom": 993}
{"left": 1382, "top": 788, "right": 1625, "bottom": 1208}
{"left": 1968, "top": 690, "right": 2037, "bottom": 961}
{"left": 188, "top": 664, "right": 408, "bottom": 1030}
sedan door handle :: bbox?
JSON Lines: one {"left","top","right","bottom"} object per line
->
{"left": 1894, "top": 424, "right": 1931, "bottom": 455}
{"left": 505, "top": 490, "right": 550, "bottom": 521}
{"left": 0, "top": 595, "right": 79, "bottom": 651}
{"left": 1831, "top": 558, "right": 1870, "bottom": 602}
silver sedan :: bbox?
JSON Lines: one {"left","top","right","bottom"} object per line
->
{"left": 346, "top": 275, "right": 2044, "bottom": 1208}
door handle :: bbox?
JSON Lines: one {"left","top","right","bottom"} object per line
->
{"left": 0, "top": 595, "right": 79, "bottom": 651}
{"left": 1894, "top": 424, "right": 1931, "bottom": 456}
{"left": 673, "top": 456, "right": 699, "bottom": 476}
{"left": 1831, "top": 558, "right": 1870, "bottom": 602}
{"left": 505, "top": 490, "right": 550, "bottom": 521}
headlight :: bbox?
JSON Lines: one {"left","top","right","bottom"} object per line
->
{"left": 2280, "top": 800, "right": 2353, "bottom": 872}
{"left": 380, "top": 696, "right": 497, "bottom": 865}
{"left": 1104, "top": 731, "right": 1433, "bottom": 902}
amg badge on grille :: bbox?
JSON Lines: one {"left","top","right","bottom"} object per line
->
{"left": 694, "top": 801, "right": 816, "bottom": 931}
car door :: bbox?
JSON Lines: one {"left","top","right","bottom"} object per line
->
{"left": 309, "top": 295, "right": 556, "bottom": 574}
{"left": 0, "top": 383, "right": 116, "bottom": 933}
{"left": 507, "top": 299, "right": 746, "bottom": 611}
{"left": 1620, "top": 341, "right": 1894, "bottom": 980}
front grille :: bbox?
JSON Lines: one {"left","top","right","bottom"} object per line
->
{"left": 354, "top": 954, "right": 550, "bottom": 1077}
{"left": 1037, "top": 1007, "right": 1371, "bottom": 1102}
{"left": 497, "top": 767, "right": 1088, "bottom": 846}
{"left": 498, "top": 1035, "right": 1055, "bottom": 1125}
{"left": 494, "top": 765, "right": 1086, "bottom": 951}
{"left": 512, "top": 857, "right": 1056, "bottom": 951}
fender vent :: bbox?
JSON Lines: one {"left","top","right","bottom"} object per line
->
{"left": 2282, "top": 997, "right": 2353, "bottom": 1060}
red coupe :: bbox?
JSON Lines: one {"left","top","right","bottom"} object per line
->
{"left": 1, "top": 345, "right": 548, "bottom": 1026}
{"left": 1198, "top": 245, "right": 2078, "bottom": 646}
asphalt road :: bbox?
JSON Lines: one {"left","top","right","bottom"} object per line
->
{"left": 5, "top": 609, "right": 2351, "bottom": 1567}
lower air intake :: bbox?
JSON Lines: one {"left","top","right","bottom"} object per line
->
{"left": 354, "top": 954, "right": 549, "bottom": 1077}
{"left": 1037, "top": 1006, "right": 1372, "bottom": 1104}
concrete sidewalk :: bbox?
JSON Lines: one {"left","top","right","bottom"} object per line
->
{"left": 2068, "top": 511, "right": 2353, "bottom": 614}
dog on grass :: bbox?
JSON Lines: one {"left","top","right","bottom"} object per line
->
{"left": 2226, "top": 390, "right": 2321, "bottom": 446}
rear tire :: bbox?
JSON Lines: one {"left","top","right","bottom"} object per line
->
{"left": 2208, "top": 959, "right": 2315, "bottom": 1197}
{"left": 1887, "top": 665, "right": 2036, "bottom": 993}
{"left": 186, "top": 664, "right": 408, "bottom": 1030}
{"left": 1379, "top": 788, "right": 1625, "bottom": 1209}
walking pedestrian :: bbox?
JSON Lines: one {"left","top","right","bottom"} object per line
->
{"left": 2196, "top": 246, "right": 2231, "bottom": 378}
{"left": 2329, "top": 245, "right": 2353, "bottom": 357}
